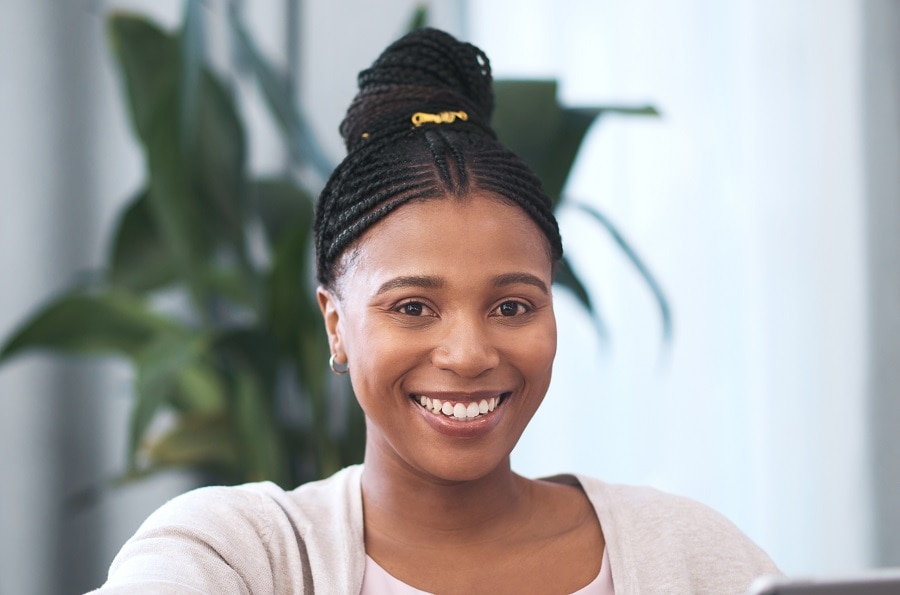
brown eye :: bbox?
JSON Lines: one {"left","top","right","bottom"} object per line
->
{"left": 397, "top": 301, "right": 433, "bottom": 316}
{"left": 498, "top": 301, "right": 524, "bottom": 317}
{"left": 402, "top": 302, "right": 423, "bottom": 316}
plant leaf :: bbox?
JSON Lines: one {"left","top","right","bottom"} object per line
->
{"left": 108, "top": 12, "right": 252, "bottom": 310}
{"left": 406, "top": 4, "right": 428, "bottom": 31}
{"left": 108, "top": 188, "right": 178, "bottom": 292}
{"left": 0, "top": 292, "right": 182, "bottom": 362}
{"left": 251, "top": 177, "right": 314, "bottom": 244}
{"left": 265, "top": 203, "right": 318, "bottom": 355}
{"left": 494, "top": 80, "right": 658, "bottom": 206}
{"left": 191, "top": 67, "right": 248, "bottom": 247}
{"left": 108, "top": 13, "right": 211, "bottom": 305}
{"left": 129, "top": 332, "right": 210, "bottom": 470}
{"left": 144, "top": 411, "right": 240, "bottom": 473}
{"left": 570, "top": 201, "right": 673, "bottom": 341}
{"left": 106, "top": 12, "right": 179, "bottom": 141}
{"left": 553, "top": 256, "right": 608, "bottom": 340}
{"left": 493, "top": 80, "right": 566, "bottom": 200}
{"left": 233, "top": 363, "right": 289, "bottom": 486}
{"left": 228, "top": 3, "right": 334, "bottom": 182}
{"left": 172, "top": 359, "right": 228, "bottom": 413}
{"left": 179, "top": 0, "right": 205, "bottom": 146}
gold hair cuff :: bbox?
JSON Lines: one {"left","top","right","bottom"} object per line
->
{"left": 411, "top": 110, "right": 469, "bottom": 127}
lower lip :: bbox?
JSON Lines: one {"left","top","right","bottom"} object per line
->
{"left": 412, "top": 396, "right": 508, "bottom": 438}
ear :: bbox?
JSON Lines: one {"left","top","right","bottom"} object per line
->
{"left": 317, "top": 286, "right": 346, "bottom": 362}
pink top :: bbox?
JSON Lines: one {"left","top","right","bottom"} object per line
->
{"left": 360, "top": 547, "right": 614, "bottom": 594}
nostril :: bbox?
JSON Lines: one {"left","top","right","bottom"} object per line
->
{"left": 431, "top": 329, "right": 500, "bottom": 377}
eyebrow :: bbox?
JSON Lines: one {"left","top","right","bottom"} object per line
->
{"left": 375, "top": 272, "right": 549, "bottom": 296}
{"left": 375, "top": 275, "right": 444, "bottom": 296}
{"left": 492, "top": 273, "right": 549, "bottom": 294}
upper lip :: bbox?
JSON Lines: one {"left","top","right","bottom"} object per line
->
{"left": 408, "top": 390, "right": 509, "bottom": 403}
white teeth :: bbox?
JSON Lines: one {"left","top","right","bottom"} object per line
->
{"left": 466, "top": 402, "right": 480, "bottom": 418}
{"left": 414, "top": 394, "right": 504, "bottom": 420}
{"left": 453, "top": 403, "right": 467, "bottom": 419}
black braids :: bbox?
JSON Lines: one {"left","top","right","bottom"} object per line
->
{"left": 314, "top": 27, "right": 564, "bottom": 287}
{"left": 342, "top": 30, "right": 493, "bottom": 145}
{"left": 332, "top": 175, "right": 437, "bottom": 236}
{"left": 323, "top": 186, "right": 437, "bottom": 277}
{"left": 424, "top": 130, "right": 456, "bottom": 190}
{"left": 362, "top": 31, "right": 490, "bottom": 97}
{"left": 436, "top": 128, "right": 469, "bottom": 192}
{"left": 468, "top": 156, "right": 562, "bottom": 257}
{"left": 317, "top": 174, "right": 442, "bottom": 285}
{"left": 470, "top": 157, "right": 555, "bottom": 216}
{"left": 477, "top": 177, "right": 561, "bottom": 254}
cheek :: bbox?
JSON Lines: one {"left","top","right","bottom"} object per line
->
{"left": 507, "top": 316, "right": 558, "bottom": 381}
{"left": 341, "top": 317, "right": 420, "bottom": 402}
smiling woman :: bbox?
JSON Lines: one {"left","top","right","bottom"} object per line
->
{"left": 93, "top": 28, "right": 780, "bottom": 594}
{"left": 319, "top": 195, "right": 558, "bottom": 485}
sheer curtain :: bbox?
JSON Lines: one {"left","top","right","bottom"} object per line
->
{"left": 470, "top": 0, "right": 878, "bottom": 575}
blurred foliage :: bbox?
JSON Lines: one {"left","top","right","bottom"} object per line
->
{"left": 0, "top": 1, "right": 668, "bottom": 490}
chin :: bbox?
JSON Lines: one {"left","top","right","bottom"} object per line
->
{"left": 409, "top": 448, "right": 511, "bottom": 485}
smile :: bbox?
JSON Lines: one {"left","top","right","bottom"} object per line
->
{"left": 412, "top": 394, "right": 508, "bottom": 421}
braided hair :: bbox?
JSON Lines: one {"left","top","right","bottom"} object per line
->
{"left": 314, "top": 27, "right": 563, "bottom": 290}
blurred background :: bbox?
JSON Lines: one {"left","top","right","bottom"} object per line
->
{"left": 1, "top": 0, "right": 898, "bottom": 593}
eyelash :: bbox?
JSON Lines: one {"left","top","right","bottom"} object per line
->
{"left": 392, "top": 300, "right": 532, "bottom": 317}
{"left": 394, "top": 300, "right": 435, "bottom": 317}
{"left": 491, "top": 300, "right": 531, "bottom": 317}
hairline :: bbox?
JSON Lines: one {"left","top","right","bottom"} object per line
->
{"left": 326, "top": 191, "right": 556, "bottom": 299}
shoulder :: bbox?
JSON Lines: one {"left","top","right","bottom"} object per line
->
{"left": 572, "top": 474, "right": 781, "bottom": 594}
{"left": 96, "top": 466, "right": 365, "bottom": 594}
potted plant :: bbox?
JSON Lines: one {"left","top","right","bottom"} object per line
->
{"left": 0, "top": 1, "right": 668, "bottom": 490}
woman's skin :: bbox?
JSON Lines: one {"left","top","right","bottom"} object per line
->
{"left": 318, "top": 192, "right": 604, "bottom": 594}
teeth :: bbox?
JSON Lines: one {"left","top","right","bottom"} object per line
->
{"left": 466, "top": 402, "right": 479, "bottom": 418}
{"left": 414, "top": 394, "right": 504, "bottom": 421}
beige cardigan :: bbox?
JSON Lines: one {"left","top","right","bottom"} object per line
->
{"left": 93, "top": 465, "right": 779, "bottom": 594}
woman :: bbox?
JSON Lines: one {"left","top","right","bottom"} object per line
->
{"left": 96, "top": 28, "right": 779, "bottom": 594}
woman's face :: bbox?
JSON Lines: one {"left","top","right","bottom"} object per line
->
{"left": 318, "top": 192, "right": 557, "bottom": 483}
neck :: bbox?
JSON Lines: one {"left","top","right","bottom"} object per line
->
{"left": 360, "top": 445, "right": 534, "bottom": 548}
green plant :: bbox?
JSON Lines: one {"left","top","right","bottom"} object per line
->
{"left": 0, "top": 2, "right": 668, "bottom": 490}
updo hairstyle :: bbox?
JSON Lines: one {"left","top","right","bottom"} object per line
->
{"left": 313, "top": 28, "right": 563, "bottom": 290}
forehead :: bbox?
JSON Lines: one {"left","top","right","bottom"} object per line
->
{"left": 337, "top": 192, "right": 553, "bottom": 290}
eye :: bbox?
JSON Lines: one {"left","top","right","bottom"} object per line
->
{"left": 494, "top": 300, "right": 529, "bottom": 317}
{"left": 395, "top": 301, "right": 434, "bottom": 317}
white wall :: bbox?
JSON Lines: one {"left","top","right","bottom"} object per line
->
{"left": 470, "top": 0, "right": 877, "bottom": 576}
{"left": 863, "top": 0, "right": 900, "bottom": 568}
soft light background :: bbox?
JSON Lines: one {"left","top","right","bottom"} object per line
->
{"left": 1, "top": 1, "right": 897, "bottom": 593}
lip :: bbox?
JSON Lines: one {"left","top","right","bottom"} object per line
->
{"left": 409, "top": 390, "right": 510, "bottom": 438}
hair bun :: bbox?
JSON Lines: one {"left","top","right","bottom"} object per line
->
{"left": 340, "top": 27, "right": 495, "bottom": 152}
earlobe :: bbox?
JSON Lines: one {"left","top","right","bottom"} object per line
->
{"left": 317, "top": 286, "right": 345, "bottom": 360}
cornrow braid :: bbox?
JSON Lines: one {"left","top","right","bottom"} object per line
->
{"left": 314, "top": 27, "right": 563, "bottom": 289}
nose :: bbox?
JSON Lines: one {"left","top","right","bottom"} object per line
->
{"left": 431, "top": 318, "right": 500, "bottom": 378}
